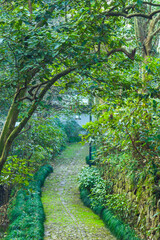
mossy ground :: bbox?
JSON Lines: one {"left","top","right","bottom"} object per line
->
{"left": 42, "top": 143, "right": 115, "bottom": 240}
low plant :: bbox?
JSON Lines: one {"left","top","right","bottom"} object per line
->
{"left": 79, "top": 166, "right": 105, "bottom": 191}
{"left": 105, "top": 193, "right": 137, "bottom": 223}
{"left": 79, "top": 166, "right": 113, "bottom": 206}
{"left": 5, "top": 164, "right": 53, "bottom": 240}
{"left": 79, "top": 165, "right": 141, "bottom": 239}
{"left": 80, "top": 185, "right": 141, "bottom": 240}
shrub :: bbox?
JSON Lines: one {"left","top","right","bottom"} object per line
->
{"left": 63, "top": 119, "right": 82, "bottom": 143}
{"left": 79, "top": 166, "right": 103, "bottom": 190}
{"left": 79, "top": 166, "right": 112, "bottom": 205}
{"left": 5, "top": 164, "right": 53, "bottom": 240}
{"left": 79, "top": 166, "right": 141, "bottom": 240}
{"left": 105, "top": 193, "right": 136, "bottom": 222}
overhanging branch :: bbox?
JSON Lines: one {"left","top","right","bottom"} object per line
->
{"left": 0, "top": 67, "right": 76, "bottom": 173}
{"left": 103, "top": 9, "right": 160, "bottom": 19}
{"left": 107, "top": 48, "right": 136, "bottom": 60}
{"left": 143, "top": 2, "right": 160, "bottom": 7}
{"left": 28, "top": 81, "right": 48, "bottom": 97}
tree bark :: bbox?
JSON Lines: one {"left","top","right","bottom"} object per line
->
{"left": 0, "top": 68, "right": 75, "bottom": 173}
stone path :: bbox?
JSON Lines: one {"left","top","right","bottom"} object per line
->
{"left": 42, "top": 143, "right": 116, "bottom": 240}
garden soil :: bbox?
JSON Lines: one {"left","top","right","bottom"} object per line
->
{"left": 42, "top": 143, "right": 116, "bottom": 240}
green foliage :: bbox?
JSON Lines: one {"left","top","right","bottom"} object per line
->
{"left": 13, "top": 116, "right": 67, "bottom": 162}
{"left": 63, "top": 119, "right": 82, "bottom": 143}
{"left": 79, "top": 164, "right": 143, "bottom": 238}
{"left": 105, "top": 193, "right": 136, "bottom": 222}
{"left": 0, "top": 0, "right": 160, "bottom": 237}
{"left": 0, "top": 117, "right": 66, "bottom": 188}
{"left": 0, "top": 156, "right": 33, "bottom": 187}
{"left": 30, "top": 117, "right": 68, "bottom": 157}
{"left": 0, "top": 116, "right": 82, "bottom": 188}
{"left": 80, "top": 188, "right": 92, "bottom": 208}
{"left": 79, "top": 166, "right": 112, "bottom": 205}
{"left": 102, "top": 209, "right": 141, "bottom": 240}
{"left": 85, "top": 149, "right": 159, "bottom": 238}
{"left": 79, "top": 186, "right": 141, "bottom": 240}
{"left": 5, "top": 164, "right": 53, "bottom": 240}
{"left": 79, "top": 166, "right": 104, "bottom": 190}
{"left": 84, "top": 95, "right": 160, "bottom": 165}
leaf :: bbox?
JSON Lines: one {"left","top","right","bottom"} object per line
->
{"left": 54, "top": 43, "right": 61, "bottom": 49}
{"left": 137, "top": 0, "right": 143, "bottom": 7}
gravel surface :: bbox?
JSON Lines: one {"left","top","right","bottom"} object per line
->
{"left": 42, "top": 143, "right": 116, "bottom": 240}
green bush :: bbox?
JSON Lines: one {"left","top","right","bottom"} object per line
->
{"left": 63, "top": 119, "right": 82, "bottom": 143}
{"left": 79, "top": 166, "right": 141, "bottom": 240}
{"left": 79, "top": 166, "right": 112, "bottom": 202}
{"left": 102, "top": 209, "right": 141, "bottom": 240}
{"left": 5, "top": 164, "right": 53, "bottom": 240}
{"left": 105, "top": 193, "right": 135, "bottom": 222}
{"left": 1, "top": 117, "right": 81, "bottom": 189}
{"left": 79, "top": 166, "right": 103, "bottom": 190}
{"left": 79, "top": 186, "right": 141, "bottom": 240}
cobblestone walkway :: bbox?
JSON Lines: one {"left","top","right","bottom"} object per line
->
{"left": 42, "top": 143, "right": 116, "bottom": 240}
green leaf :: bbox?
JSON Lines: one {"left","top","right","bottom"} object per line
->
{"left": 137, "top": 0, "right": 143, "bottom": 6}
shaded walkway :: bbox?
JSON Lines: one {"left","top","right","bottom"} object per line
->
{"left": 42, "top": 143, "right": 116, "bottom": 240}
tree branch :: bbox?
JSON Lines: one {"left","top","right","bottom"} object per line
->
{"left": 103, "top": 9, "right": 160, "bottom": 19}
{"left": 143, "top": 2, "right": 160, "bottom": 7}
{"left": 28, "top": 81, "right": 48, "bottom": 97}
{"left": 18, "top": 125, "right": 31, "bottom": 136}
{"left": 108, "top": 5, "right": 119, "bottom": 13}
{"left": 18, "top": 96, "right": 34, "bottom": 102}
{"left": 123, "top": 4, "right": 136, "bottom": 13}
{"left": 28, "top": 0, "right": 32, "bottom": 15}
{"left": 106, "top": 48, "right": 136, "bottom": 60}
{"left": 125, "top": 127, "right": 147, "bottom": 161}
{"left": 151, "top": 26, "right": 160, "bottom": 38}
{"left": 0, "top": 67, "right": 75, "bottom": 173}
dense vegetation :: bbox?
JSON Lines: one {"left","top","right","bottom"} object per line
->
{"left": 0, "top": 115, "right": 82, "bottom": 199}
{"left": 79, "top": 174, "right": 141, "bottom": 240}
{"left": 0, "top": 0, "right": 160, "bottom": 239}
{"left": 5, "top": 164, "right": 53, "bottom": 240}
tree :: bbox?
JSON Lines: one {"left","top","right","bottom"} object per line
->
{"left": 0, "top": 0, "right": 160, "bottom": 173}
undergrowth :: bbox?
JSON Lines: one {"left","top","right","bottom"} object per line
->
{"left": 79, "top": 166, "right": 142, "bottom": 240}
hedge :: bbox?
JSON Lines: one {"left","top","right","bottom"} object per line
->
{"left": 5, "top": 164, "right": 53, "bottom": 240}
{"left": 79, "top": 186, "right": 142, "bottom": 240}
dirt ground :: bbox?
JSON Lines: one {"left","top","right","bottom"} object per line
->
{"left": 42, "top": 143, "right": 116, "bottom": 240}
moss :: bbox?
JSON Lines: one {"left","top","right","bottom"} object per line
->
{"left": 42, "top": 143, "right": 114, "bottom": 239}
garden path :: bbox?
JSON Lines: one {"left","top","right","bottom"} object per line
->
{"left": 42, "top": 143, "right": 116, "bottom": 240}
